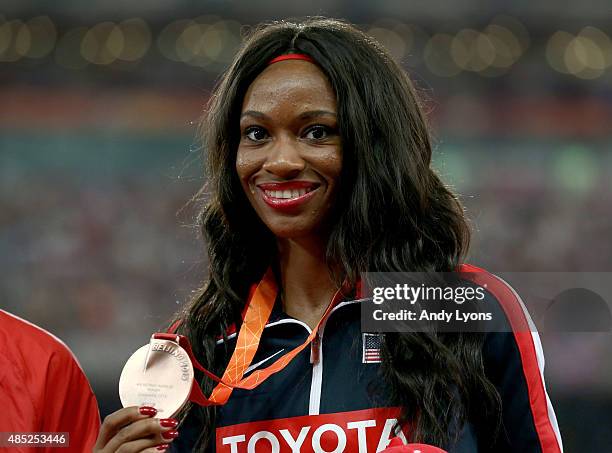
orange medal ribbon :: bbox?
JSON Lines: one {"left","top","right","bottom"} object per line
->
{"left": 154, "top": 266, "right": 354, "bottom": 406}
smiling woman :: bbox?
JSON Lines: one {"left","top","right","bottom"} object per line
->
{"left": 93, "top": 17, "right": 563, "bottom": 453}
{"left": 236, "top": 58, "right": 342, "bottom": 240}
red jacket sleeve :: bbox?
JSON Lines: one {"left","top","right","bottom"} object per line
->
{"left": 40, "top": 344, "right": 101, "bottom": 452}
{"left": 0, "top": 310, "right": 101, "bottom": 453}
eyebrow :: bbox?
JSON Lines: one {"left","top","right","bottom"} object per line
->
{"left": 240, "top": 110, "right": 337, "bottom": 120}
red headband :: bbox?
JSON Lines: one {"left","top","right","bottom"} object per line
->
{"left": 268, "top": 53, "right": 315, "bottom": 65}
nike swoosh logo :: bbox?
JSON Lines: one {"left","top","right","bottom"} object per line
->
{"left": 245, "top": 349, "right": 285, "bottom": 374}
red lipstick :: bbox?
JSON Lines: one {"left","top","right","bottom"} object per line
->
{"left": 257, "top": 181, "right": 319, "bottom": 190}
{"left": 256, "top": 181, "right": 320, "bottom": 210}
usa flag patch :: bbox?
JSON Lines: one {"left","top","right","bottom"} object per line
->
{"left": 362, "top": 333, "right": 383, "bottom": 363}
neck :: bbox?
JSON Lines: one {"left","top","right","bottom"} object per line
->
{"left": 276, "top": 236, "right": 339, "bottom": 329}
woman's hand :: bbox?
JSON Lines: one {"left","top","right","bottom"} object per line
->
{"left": 93, "top": 406, "right": 179, "bottom": 452}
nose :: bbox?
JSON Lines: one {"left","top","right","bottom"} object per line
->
{"left": 261, "top": 136, "right": 305, "bottom": 179}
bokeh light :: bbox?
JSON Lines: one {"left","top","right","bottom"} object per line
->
{"left": 116, "top": 18, "right": 151, "bottom": 62}
{"left": 484, "top": 24, "right": 522, "bottom": 68}
{"left": 546, "top": 28, "right": 610, "bottom": 79}
{"left": 367, "top": 25, "right": 407, "bottom": 61}
{"left": 157, "top": 19, "right": 193, "bottom": 62}
{"left": 171, "top": 17, "right": 242, "bottom": 68}
{"left": 20, "top": 16, "right": 57, "bottom": 59}
{"left": 81, "top": 22, "right": 124, "bottom": 65}
{"left": 0, "top": 19, "right": 24, "bottom": 62}
{"left": 0, "top": 15, "right": 608, "bottom": 83}
{"left": 546, "top": 31, "right": 574, "bottom": 74}
{"left": 490, "top": 15, "right": 530, "bottom": 54}
{"left": 451, "top": 29, "right": 496, "bottom": 72}
{"left": 578, "top": 26, "right": 612, "bottom": 69}
{"left": 14, "top": 21, "right": 31, "bottom": 57}
{"left": 392, "top": 22, "right": 414, "bottom": 55}
{"left": 175, "top": 19, "right": 205, "bottom": 64}
{"left": 565, "top": 35, "right": 605, "bottom": 79}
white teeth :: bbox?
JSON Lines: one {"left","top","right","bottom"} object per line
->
{"left": 263, "top": 187, "right": 315, "bottom": 199}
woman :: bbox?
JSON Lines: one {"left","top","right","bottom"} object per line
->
{"left": 94, "top": 18, "right": 563, "bottom": 452}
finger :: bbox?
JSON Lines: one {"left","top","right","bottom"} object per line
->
{"left": 113, "top": 430, "right": 177, "bottom": 453}
{"left": 104, "top": 417, "right": 179, "bottom": 453}
{"left": 95, "top": 406, "right": 158, "bottom": 450}
{"left": 114, "top": 437, "right": 167, "bottom": 453}
{"left": 142, "top": 445, "right": 171, "bottom": 452}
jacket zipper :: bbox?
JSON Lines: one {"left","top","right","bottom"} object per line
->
{"left": 310, "top": 332, "right": 321, "bottom": 364}
{"left": 308, "top": 325, "right": 325, "bottom": 415}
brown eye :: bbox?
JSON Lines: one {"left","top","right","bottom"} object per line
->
{"left": 244, "top": 126, "right": 269, "bottom": 141}
{"left": 304, "top": 125, "right": 332, "bottom": 140}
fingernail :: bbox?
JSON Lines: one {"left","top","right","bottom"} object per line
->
{"left": 162, "top": 430, "right": 179, "bottom": 440}
{"left": 160, "top": 418, "right": 178, "bottom": 428}
{"left": 139, "top": 406, "right": 157, "bottom": 416}
{"left": 156, "top": 445, "right": 169, "bottom": 451}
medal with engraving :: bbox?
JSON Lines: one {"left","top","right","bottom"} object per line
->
{"left": 119, "top": 336, "right": 194, "bottom": 417}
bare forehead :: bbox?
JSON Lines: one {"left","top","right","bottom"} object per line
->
{"left": 241, "top": 60, "right": 336, "bottom": 111}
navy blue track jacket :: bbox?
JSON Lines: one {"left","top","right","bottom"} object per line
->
{"left": 170, "top": 265, "right": 563, "bottom": 452}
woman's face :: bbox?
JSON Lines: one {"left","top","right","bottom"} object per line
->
{"left": 236, "top": 60, "right": 342, "bottom": 240}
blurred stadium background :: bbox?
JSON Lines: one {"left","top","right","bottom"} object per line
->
{"left": 1, "top": 0, "right": 611, "bottom": 450}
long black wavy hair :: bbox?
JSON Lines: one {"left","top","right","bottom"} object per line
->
{"left": 174, "top": 17, "right": 500, "bottom": 451}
